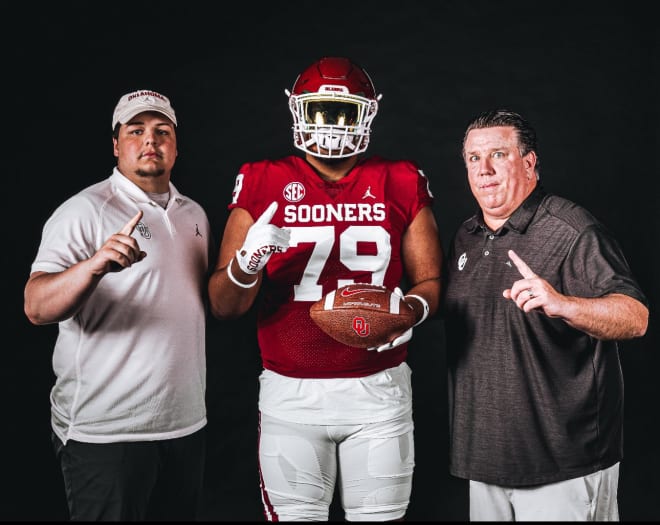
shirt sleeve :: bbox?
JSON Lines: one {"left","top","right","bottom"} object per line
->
{"left": 30, "top": 196, "right": 99, "bottom": 274}
{"left": 563, "top": 223, "right": 648, "bottom": 306}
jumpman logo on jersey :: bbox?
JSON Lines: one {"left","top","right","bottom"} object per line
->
{"left": 195, "top": 224, "right": 202, "bottom": 237}
{"left": 362, "top": 186, "right": 376, "bottom": 199}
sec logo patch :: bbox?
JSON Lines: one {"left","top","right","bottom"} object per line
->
{"left": 283, "top": 182, "right": 305, "bottom": 203}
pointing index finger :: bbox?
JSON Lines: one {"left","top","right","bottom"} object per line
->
{"left": 254, "top": 201, "right": 278, "bottom": 226}
{"left": 120, "top": 210, "right": 143, "bottom": 236}
{"left": 508, "top": 249, "right": 536, "bottom": 279}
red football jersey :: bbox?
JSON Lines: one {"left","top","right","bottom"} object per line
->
{"left": 229, "top": 155, "right": 433, "bottom": 378}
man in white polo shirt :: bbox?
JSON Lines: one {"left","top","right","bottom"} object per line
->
{"left": 24, "top": 89, "right": 212, "bottom": 520}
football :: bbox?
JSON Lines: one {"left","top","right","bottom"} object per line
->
{"left": 309, "top": 283, "right": 416, "bottom": 348}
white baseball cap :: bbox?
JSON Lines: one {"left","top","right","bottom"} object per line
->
{"left": 112, "top": 89, "right": 177, "bottom": 129}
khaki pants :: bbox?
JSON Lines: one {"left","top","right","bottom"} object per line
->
{"left": 469, "top": 462, "right": 620, "bottom": 521}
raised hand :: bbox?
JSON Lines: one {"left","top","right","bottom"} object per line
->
{"left": 235, "top": 202, "right": 291, "bottom": 274}
{"left": 503, "top": 249, "right": 561, "bottom": 316}
{"left": 89, "top": 211, "right": 147, "bottom": 275}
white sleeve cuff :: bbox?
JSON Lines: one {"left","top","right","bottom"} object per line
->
{"left": 227, "top": 258, "right": 258, "bottom": 289}
{"left": 405, "top": 294, "right": 429, "bottom": 327}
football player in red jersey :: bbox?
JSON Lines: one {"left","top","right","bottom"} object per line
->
{"left": 208, "top": 57, "right": 443, "bottom": 521}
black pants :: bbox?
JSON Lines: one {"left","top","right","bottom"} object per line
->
{"left": 52, "top": 428, "right": 206, "bottom": 521}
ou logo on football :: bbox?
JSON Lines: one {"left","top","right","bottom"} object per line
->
{"left": 283, "top": 182, "right": 305, "bottom": 202}
{"left": 352, "top": 317, "right": 370, "bottom": 337}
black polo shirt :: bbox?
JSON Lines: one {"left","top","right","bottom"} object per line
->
{"left": 443, "top": 185, "right": 648, "bottom": 486}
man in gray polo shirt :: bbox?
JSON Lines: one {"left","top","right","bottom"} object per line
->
{"left": 442, "top": 109, "right": 648, "bottom": 521}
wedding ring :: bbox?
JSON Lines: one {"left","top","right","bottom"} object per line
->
{"left": 527, "top": 289, "right": 535, "bottom": 298}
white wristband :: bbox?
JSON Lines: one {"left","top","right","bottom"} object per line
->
{"left": 405, "top": 294, "right": 429, "bottom": 327}
{"left": 226, "top": 258, "right": 258, "bottom": 289}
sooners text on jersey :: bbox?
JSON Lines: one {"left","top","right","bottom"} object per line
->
{"left": 229, "top": 155, "right": 433, "bottom": 378}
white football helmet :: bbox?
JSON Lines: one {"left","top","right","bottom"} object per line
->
{"left": 285, "top": 57, "right": 382, "bottom": 159}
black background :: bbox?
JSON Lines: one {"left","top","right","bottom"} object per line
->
{"left": 5, "top": 2, "right": 657, "bottom": 521}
